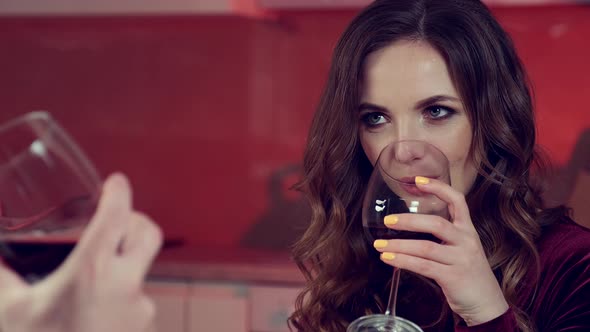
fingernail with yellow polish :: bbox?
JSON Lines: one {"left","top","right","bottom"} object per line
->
{"left": 381, "top": 252, "right": 396, "bottom": 261}
{"left": 415, "top": 176, "right": 430, "bottom": 185}
{"left": 373, "top": 240, "right": 388, "bottom": 249}
{"left": 384, "top": 215, "right": 398, "bottom": 226}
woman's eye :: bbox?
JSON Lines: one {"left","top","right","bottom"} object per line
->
{"left": 425, "top": 106, "right": 454, "bottom": 120}
{"left": 361, "top": 113, "right": 387, "bottom": 126}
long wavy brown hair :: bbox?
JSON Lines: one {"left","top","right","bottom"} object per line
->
{"left": 288, "top": 0, "right": 568, "bottom": 331}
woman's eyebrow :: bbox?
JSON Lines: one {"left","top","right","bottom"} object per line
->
{"left": 414, "top": 95, "right": 460, "bottom": 110}
{"left": 358, "top": 102, "right": 388, "bottom": 113}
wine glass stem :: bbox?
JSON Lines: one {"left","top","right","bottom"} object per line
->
{"left": 384, "top": 267, "right": 401, "bottom": 316}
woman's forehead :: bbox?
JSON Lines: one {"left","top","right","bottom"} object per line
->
{"left": 361, "top": 40, "right": 460, "bottom": 106}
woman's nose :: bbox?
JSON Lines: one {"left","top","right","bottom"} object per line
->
{"left": 393, "top": 141, "right": 426, "bottom": 164}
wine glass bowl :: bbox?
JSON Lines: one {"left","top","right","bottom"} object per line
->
{"left": 362, "top": 141, "right": 450, "bottom": 244}
{"left": 0, "top": 112, "right": 101, "bottom": 281}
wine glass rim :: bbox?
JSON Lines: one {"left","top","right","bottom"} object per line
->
{"left": 0, "top": 111, "right": 53, "bottom": 135}
{"left": 376, "top": 164, "right": 421, "bottom": 185}
{"left": 375, "top": 140, "right": 449, "bottom": 182}
{"left": 0, "top": 110, "right": 102, "bottom": 187}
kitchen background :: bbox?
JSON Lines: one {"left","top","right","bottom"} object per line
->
{"left": 0, "top": 1, "right": 589, "bottom": 330}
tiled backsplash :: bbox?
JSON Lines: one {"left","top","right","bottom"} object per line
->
{"left": 1, "top": 5, "right": 589, "bottom": 249}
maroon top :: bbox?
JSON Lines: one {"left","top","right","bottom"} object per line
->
{"left": 454, "top": 218, "right": 590, "bottom": 331}
{"left": 397, "top": 218, "right": 590, "bottom": 331}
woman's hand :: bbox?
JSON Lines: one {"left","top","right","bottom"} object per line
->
{"left": 0, "top": 173, "right": 163, "bottom": 332}
{"left": 373, "top": 176, "right": 509, "bottom": 326}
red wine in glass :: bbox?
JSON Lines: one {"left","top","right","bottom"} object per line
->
{"left": 1, "top": 238, "right": 77, "bottom": 281}
{"left": 0, "top": 195, "right": 96, "bottom": 280}
{"left": 364, "top": 189, "right": 443, "bottom": 244}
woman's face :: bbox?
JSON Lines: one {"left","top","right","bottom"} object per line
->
{"left": 358, "top": 40, "right": 478, "bottom": 195}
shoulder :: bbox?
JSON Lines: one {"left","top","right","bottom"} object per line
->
{"left": 535, "top": 217, "right": 590, "bottom": 293}
{"left": 532, "top": 217, "right": 590, "bottom": 330}
{"left": 537, "top": 217, "right": 590, "bottom": 261}
{"left": 536, "top": 217, "right": 590, "bottom": 276}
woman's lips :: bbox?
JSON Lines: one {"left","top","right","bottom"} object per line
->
{"left": 399, "top": 182, "right": 426, "bottom": 196}
{"left": 397, "top": 176, "right": 437, "bottom": 197}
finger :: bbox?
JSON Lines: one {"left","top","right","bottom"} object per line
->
{"left": 373, "top": 239, "right": 454, "bottom": 265}
{"left": 384, "top": 213, "right": 459, "bottom": 244}
{"left": 77, "top": 173, "right": 133, "bottom": 255}
{"left": 118, "top": 213, "right": 163, "bottom": 283}
{"left": 0, "top": 260, "right": 27, "bottom": 295}
{"left": 380, "top": 251, "right": 448, "bottom": 281}
{"left": 414, "top": 176, "right": 471, "bottom": 226}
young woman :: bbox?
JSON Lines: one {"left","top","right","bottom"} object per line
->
{"left": 289, "top": 0, "right": 590, "bottom": 331}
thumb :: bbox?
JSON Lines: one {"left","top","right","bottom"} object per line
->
{"left": 73, "top": 172, "right": 133, "bottom": 260}
{"left": 0, "top": 258, "right": 27, "bottom": 295}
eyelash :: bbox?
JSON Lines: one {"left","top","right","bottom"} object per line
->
{"left": 424, "top": 105, "right": 456, "bottom": 120}
{"left": 360, "top": 112, "right": 387, "bottom": 127}
{"left": 360, "top": 105, "right": 456, "bottom": 128}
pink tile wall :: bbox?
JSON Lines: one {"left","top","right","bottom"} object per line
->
{"left": 0, "top": 5, "right": 589, "bottom": 249}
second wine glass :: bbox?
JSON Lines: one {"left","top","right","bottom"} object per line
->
{"left": 0, "top": 111, "right": 101, "bottom": 282}
{"left": 348, "top": 140, "right": 450, "bottom": 332}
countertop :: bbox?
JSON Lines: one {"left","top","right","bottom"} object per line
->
{"left": 149, "top": 244, "right": 305, "bottom": 285}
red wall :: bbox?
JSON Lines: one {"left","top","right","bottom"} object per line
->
{"left": 0, "top": 5, "right": 589, "bottom": 250}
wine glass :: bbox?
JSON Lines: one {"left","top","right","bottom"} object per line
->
{"left": 0, "top": 111, "right": 101, "bottom": 282}
{"left": 348, "top": 140, "right": 450, "bottom": 332}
